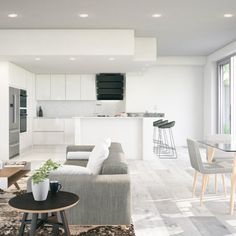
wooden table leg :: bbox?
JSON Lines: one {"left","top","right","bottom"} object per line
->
{"left": 14, "top": 182, "right": 20, "bottom": 190}
{"left": 230, "top": 153, "right": 236, "bottom": 215}
{"left": 215, "top": 174, "right": 218, "bottom": 193}
{"left": 60, "top": 211, "right": 71, "bottom": 236}
{"left": 18, "top": 213, "right": 28, "bottom": 236}
{"left": 29, "top": 213, "right": 38, "bottom": 236}
{"left": 207, "top": 146, "right": 215, "bottom": 163}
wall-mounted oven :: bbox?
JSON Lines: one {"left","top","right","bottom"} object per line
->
{"left": 20, "top": 89, "right": 27, "bottom": 108}
{"left": 20, "top": 109, "right": 27, "bottom": 133}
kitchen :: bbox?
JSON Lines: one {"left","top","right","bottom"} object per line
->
{"left": 0, "top": 30, "right": 203, "bottom": 161}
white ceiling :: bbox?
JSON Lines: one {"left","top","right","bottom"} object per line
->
{"left": 0, "top": 0, "right": 235, "bottom": 73}
{"left": 0, "top": 0, "right": 236, "bottom": 56}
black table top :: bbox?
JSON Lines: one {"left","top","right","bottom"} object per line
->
{"left": 8, "top": 191, "right": 79, "bottom": 213}
{"left": 198, "top": 140, "right": 236, "bottom": 153}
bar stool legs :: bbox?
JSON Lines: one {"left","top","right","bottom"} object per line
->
{"left": 154, "top": 121, "right": 177, "bottom": 159}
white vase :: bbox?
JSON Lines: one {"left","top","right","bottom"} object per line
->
{"left": 31, "top": 178, "right": 49, "bottom": 201}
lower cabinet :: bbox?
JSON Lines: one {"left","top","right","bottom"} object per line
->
{"left": 33, "top": 132, "right": 64, "bottom": 145}
{"left": 33, "top": 118, "right": 75, "bottom": 145}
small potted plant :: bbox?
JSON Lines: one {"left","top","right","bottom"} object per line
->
{"left": 31, "top": 159, "right": 60, "bottom": 201}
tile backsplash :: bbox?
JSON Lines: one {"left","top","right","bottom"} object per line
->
{"left": 37, "top": 100, "right": 126, "bottom": 118}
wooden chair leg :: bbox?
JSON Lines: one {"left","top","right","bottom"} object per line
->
{"left": 230, "top": 173, "right": 236, "bottom": 215}
{"left": 200, "top": 175, "right": 207, "bottom": 206}
{"left": 221, "top": 174, "right": 227, "bottom": 197}
{"left": 215, "top": 174, "right": 218, "bottom": 193}
{"left": 192, "top": 171, "right": 198, "bottom": 196}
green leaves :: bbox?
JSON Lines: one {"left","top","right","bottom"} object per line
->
{"left": 32, "top": 159, "right": 61, "bottom": 184}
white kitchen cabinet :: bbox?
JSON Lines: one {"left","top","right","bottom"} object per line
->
{"left": 51, "top": 74, "right": 66, "bottom": 100}
{"left": 81, "top": 74, "right": 96, "bottom": 100}
{"left": 65, "top": 75, "right": 81, "bottom": 100}
{"left": 9, "top": 63, "right": 27, "bottom": 89}
{"left": 33, "top": 132, "right": 64, "bottom": 145}
{"left": 33, "top": 118, "right": 64, "bottom": 132}
{"left": 36, "top": 74, "right": 51, "bottom": 100}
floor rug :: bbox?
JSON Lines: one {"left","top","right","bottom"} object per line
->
{"left": 0, "top": 176, "right": 135, "bottom": 236}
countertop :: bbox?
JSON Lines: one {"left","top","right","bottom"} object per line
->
{"left": 34, "top": 116, "right": 163, "bottom": 119}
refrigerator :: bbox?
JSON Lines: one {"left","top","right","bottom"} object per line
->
{"left": 9, "top": 87, "right": 20, "bottom": 158}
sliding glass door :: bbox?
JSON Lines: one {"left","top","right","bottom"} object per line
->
{"left": 218, "top": 55, "right": 236, "bottom": 135}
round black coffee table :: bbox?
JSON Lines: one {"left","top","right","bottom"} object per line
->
{"left": 9, "top": 191, "right": 79, "bottom": 236}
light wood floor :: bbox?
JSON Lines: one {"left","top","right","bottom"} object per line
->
{"left": 130, "top": 148, "right": 236, "bottom": 236}
{"left": 14, "top": 146, "right": 236, "bottom": 236}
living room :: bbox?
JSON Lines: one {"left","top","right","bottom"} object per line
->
{"left": 0, "top": 0, "right": 236, "bottom": 235}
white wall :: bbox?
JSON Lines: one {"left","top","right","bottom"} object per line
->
{"left": 0, "top": 62, "right": 9, "bottom": 160}
{"left": 204, "top": 40, "right": 236, "bottom": 137}
{"left": 126, "top": 65, "right": 204, "bottom": 146}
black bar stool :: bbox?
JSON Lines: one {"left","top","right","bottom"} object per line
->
{"left": 153, "top": 120, "right": 168, "bottom": 154}
{"left": 156, "top": 121, "right": 177, "bottom": 159}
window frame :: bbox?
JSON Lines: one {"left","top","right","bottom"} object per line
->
{"left": 217, "top": 57, "right": 232, "bottom": 134}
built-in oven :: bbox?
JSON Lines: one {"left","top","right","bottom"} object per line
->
{"left": 20, "top": 109, "right": 27, "bottom": 133}
{"left": 20, "top": 89, "right": 27, "bottom": 108}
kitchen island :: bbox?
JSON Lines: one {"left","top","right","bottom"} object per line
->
{"left": 74, "top": 117, "right": 159, "bottom": 160}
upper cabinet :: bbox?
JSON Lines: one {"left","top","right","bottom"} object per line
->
{"left": 51, "top": 74, "right": 66, "bottom": 100}
{"left": 9, "top": 63, "right": 27, "bottom": 89}
{"left": 65, "top": 75, "right": 81, "bottom": 100}
{"left": 36, "top": 74, "right": 51, "bottom": 100}
{"left": 35, "top": 73, "right": 96, "bottom": 101}
{"left": 80, "top": 74, "right": 96, "bottom": 100}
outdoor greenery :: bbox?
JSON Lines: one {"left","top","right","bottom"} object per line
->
{"left": 32, "top": 159, "right": 60, "bottom": 184}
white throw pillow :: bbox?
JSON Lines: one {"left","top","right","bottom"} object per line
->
{"left": 86, "top": 143, "right": 109, "bottom": 174}
{"left": 50, "top": 165, "right": 92, "bottom": 175}
{"left": 67, "top": 151, "right": 90, "bottom": 160}
{"left": 104, "top": 138, "right": 111, "bottom": 148}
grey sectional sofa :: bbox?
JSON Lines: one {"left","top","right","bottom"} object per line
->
{"left": 29, "top": 142, "right": 131, "bottom": 225}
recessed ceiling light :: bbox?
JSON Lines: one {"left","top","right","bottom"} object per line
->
{"left": 69, "top": 57, "right": 76, "bottom": 61}
{"left": 224, "top": 13, "right": 233, "bottom": 18}
{"left": 109, "top": 57, "right": 115, "bottom": 61}
{"left": 152, "top": 14, "right": 162, "bottom": 18}
{"left": 79, "top": 13, "right": 88, "bottom": 18}
{"left": 35, "top": 57, "right": 41, "bottom": 61}
{"left": 8, "top": 13, "right": 18, "bottom": 18}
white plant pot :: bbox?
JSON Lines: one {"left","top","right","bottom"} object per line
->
{"left": 31, "top": 178, "right": 49, "bottom": 201}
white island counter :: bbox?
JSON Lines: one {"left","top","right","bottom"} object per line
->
{"left": 74, "top": 117, "right": 159, "bottom": 160}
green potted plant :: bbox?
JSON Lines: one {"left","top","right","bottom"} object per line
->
{"left": 31, "top": 159, "right": 60, "bottom": 201}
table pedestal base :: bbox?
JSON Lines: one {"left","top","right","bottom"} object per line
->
{"left": 19, "top": 211, "right": 71, "bottom": 236}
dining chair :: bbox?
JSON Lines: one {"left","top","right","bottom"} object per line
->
{"left": 187, "top": 139, "right": 232, "bottom": 205}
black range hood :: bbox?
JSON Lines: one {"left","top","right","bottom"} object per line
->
{"left": 96, "top": 73, "right": 125, "bottom": 100}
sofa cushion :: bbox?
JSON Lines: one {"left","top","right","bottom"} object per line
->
{"left": 67, "top": 151, "right": 90, "bottom": 160}
{"left": 86, "top": 143, "right": 109, "bottom": 174}
{"left": 102, "top": 152, "right": 128, "bottom": 175}
{"left": 50, "top": 165, "right": 92, "bottom": 175}
{"left": 65, "top": 159, "right": 88, "bottom": 167}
